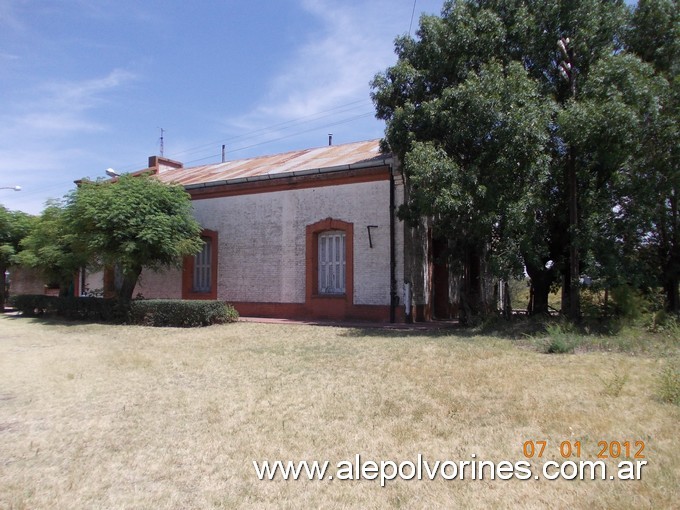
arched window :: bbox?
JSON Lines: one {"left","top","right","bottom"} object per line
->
{"left": 305, "top": 218, "right": 353, "bottom": 306}
{"left": 182, "top": 229, "right": 218, "bottom": 299}
{"left": 318, "top": 230, "right": 346, "bottom": 294}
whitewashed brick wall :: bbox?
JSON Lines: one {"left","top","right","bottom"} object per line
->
{"left": 200, "top": 179, "right": 399, "bottom": 305}
{"left": 135, "top": 267, "right": 182, "bottom": 299}
{"left": 130, "top": 177, "right": 406, "bottom": 307}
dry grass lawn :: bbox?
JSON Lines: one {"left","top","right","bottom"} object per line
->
{"left": 0, "top": 314, "right": 678, "bottom": 509}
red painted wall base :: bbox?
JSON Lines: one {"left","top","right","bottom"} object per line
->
{"left": 230, "top": 301, "right": 405, "bottom": 323}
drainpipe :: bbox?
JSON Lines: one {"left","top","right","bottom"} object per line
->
{"left": 404, "top": 281, "right": 412, "bottom": 323}
{"left": 389, "top": 166, "right": 396, "bottom": 323}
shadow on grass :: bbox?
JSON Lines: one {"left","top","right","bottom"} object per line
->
{"left": 338, "top": 317, "right": 549, "bottom": 340}
{"left": 1, "top": 310, "right": 111, "bottom": 328}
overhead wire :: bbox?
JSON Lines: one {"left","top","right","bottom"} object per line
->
{"left": 409, "top": 0, "right": 418, "bottom": 35}
{"left": 110, "top": 97, "right": 377, "bottom": 173}
{"left": 182, "top": 111, "right": 375, "bottom": 166}
{"left": 169, "top": 99, "right": 371, "bottom": 160}
{"left": 8, "top": 99, "right": 381, "bottom": 206}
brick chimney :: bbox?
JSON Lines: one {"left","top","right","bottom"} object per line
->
{"left": 148, "top": 156, "right": 183, "bottom": 174}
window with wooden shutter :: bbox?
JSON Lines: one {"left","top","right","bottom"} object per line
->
{"left": 318, "top": 230, "right": 346, "bottom": 294}
{"left": 193, "top": 237, "right": 212, "bottom": 293}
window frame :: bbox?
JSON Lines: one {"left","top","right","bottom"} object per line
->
{"left": 306, "top": 218, "right": 353, "bottom": 306}
{"left": 182, "top": 229, "right": 218, "bottom": 300}
{"left": 317, "top": 230, "right": 346, "bottom": 295}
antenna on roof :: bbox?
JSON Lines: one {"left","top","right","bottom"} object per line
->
{"left": 159, "top": 127, "right": 165, "bottom": 156}
{"left": 328, "top": 133, "right": 333, "bottom": 146}
{"left": 222, "top": 144, "right": 226, "bottom": 163}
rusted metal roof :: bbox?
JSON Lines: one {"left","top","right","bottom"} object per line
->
{"left": 156, "top": 139, "right": 390, "bottom": 187}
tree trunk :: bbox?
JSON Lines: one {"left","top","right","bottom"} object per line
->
{"left": 567, "top": 146, "right": 580, "bottom": 321}
{"left": 665, "top": 276, "right": 679, "bottom": 315}
{"left": 525, "top": 259, "right": 554, "bottom": 316}
{"left": 467, "top": 246, "right": 482, "bottom": 314}
{"left": 459, "top": 245, "right": 483, "bottom": 324}
{"left": 0, "top": 265, "right": 6, "bottom": 312}
{"left": 531, "top": 278, "right": 551, "bottom": 316}
{"left": 668, "top": 186, "right": 679, "bottom": 314}
{"left": 115, "top": 265, "right": 142, "bottom": 301}
{"left": 503, "top": 281, "right": 512, "bottom": 319}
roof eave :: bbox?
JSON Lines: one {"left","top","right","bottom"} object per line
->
{"left": 183, "top": 155, "right": 394, "bottom": 191}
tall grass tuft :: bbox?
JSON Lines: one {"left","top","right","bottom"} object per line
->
{"left": 543, "top": 323, "right": 581, "bottom": 354}
{"left": 657, "top": 362, "right": 680, "bottom": 405}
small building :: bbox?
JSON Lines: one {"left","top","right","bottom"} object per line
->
{"left": 82, "top": 139, "right": 452, "bottom": 322}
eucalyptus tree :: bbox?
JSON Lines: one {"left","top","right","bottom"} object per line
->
{"left": 371, "top": 0, "right": 641, "bottom": 318}
{"left": 625, "top": 0, "right": 680, "bottom": 312}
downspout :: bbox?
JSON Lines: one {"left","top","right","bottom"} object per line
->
{"left": 389, "top": 165, "right": 396, "bottom": 323}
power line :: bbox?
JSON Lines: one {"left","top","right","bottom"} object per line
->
{"left": 108, "top": 98, "right": 375, "bottom": 174}
{"left": 9, "top": 100, "right": 381, "bottom": 205}
{"left": 168, "top": 99, "right": 372, "bottom": 160}
{"left": 9, "top": 106, "right": 379, "bottom": 204}
{"left": 183, "top": 111, "right": 376, "bottom": 166}
{"left": 409, "top": 0, "right": 418, "bottom": 35}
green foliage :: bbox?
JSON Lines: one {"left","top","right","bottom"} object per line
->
{"left": 9, "top": 294, "right": 55, "bottom": 316}
{"left": 0, "top": 206, "right": 34, "bottom": 267}
{"left": 542, "top": 323, "right": 581, "bottom": 353}
{"left": 16, "top": 174, "right": 204, "bottom": 301}
{"left": 17, "top": 176, "right": 204, "bottom": 301}
{"left": 65, "top": 174, "right": 203, "bottom": 276}
{"left": 657, "top": 361, "right": 680, "bottom": 405}
{"left": 372, "top": 0, "right": 679, "bottom": 317}
{"left": 624, "top": 0, "right": 680, "bottom": 312}
{"left": 0, "top": 206, "right": 35, "bottom": 309}
{"left": 648, "top": 310, "right": 680, "bottom": 338}
{"left": 9, "top": 295, "right": 238, "bottom": 328}
{"left": 128, "top": 300, "right": 238, "bottom": 327}
{"left": 627, "top": 0, "right": 680, "bottom": 76}
{"left": 15, "top": 200, "right": 85, "bottom": 293}
{"left": 609, "top": 286, "right": 649, "bottom": 322}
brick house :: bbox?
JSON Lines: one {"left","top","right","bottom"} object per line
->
{"left": 82, "top": 139, "right": 445, "bottom": 322}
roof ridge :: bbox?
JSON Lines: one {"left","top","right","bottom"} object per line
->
{"left": 184, "top": 138, "right": 382, "bottom": 171}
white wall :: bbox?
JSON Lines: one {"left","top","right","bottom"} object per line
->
{"left": 192, "top": 179, "right": 398, "bottom": 306}
{"left": 132, "top": 176, "right": 406, "bottom": 308}
{"left": 83, "top": 270, "right": 104, "bottom": 296}
{"left": 135, "top": 267, "right": 182, "bottom": 299}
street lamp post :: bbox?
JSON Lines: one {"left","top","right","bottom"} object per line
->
{"left": 0, "top": 186, "right": 21, "bottom": 191}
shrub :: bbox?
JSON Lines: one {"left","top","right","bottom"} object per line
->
{"left": 10, "top": 294, "right": 125, "bottom": 321}
{"left": 53, "top": 296, "right": 125, "bottom": 321}
{"left": 542, "top": 323, "right": 581, "bottom": 354}
{"left": 9, "top": 294, "right": 57, "bottom": 316}
{"left": 128, "top": 299, "right": 238, "bottom": 327}
{"left": 9, "top": 295, "right": 237, "bottom": 327}
{"left": 610, "top": 285, "right": 649, "bottom": 322}
{"left": 599, "top": 369, "right": 629, "bottom": 397}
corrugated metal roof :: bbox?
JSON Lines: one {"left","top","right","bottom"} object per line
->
{"left": 156, "top": 139, "right": 389, "bottom": 187}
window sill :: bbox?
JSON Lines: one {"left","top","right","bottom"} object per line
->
{"left": 183, "top": 290, "right": 216, "bottom": 300}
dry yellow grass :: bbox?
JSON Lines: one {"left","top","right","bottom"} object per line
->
{"left": 0, "top": 315, "right": 678, "bottom": 509}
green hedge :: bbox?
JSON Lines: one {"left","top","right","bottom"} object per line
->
{"left": 9, "top": 295, "right": 238, "bottom": 327}
{"left": 9, "top": 294, "right": 56, "bottom": 316}
{"left": 10, "top": 294, "right": 127, "bottom": 321}
{"left": 129, "top": 299, "right": 238, "bottom": 327}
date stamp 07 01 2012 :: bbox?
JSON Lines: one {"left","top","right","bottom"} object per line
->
{"left": 522, "top": 440, "right": 646, "bottom": 460}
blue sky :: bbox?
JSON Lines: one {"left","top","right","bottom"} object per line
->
{"left": 0, "top": 0, "right": 443, "bottom": 214}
